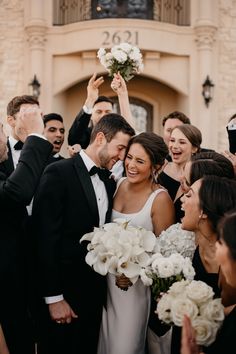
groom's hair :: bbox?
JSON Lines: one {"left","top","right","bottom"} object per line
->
{"left": 89, "top": 113, "right": 135, "bottom": 143}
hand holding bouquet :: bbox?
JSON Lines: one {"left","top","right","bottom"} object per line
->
{"left": 80, "top": 219, "right": 157, "bottom": 287}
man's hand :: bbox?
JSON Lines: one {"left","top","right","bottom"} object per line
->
{"left": 15, "top": 106, "right": 44, "bottom": 141}
{"left": 49, "top": 299, "right": 78, "bottom": 324}
{"left": 85, "top": 73, "right": 104, "bottom": 108}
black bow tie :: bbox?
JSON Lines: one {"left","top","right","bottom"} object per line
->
{"left": 89, "top": 166, "right": 112, "bottom": 182}
{"left": 14, "top": 141, "right": 24, "bottom": 150}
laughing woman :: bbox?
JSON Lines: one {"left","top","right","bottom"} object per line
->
{"left": 177, "top": 175, "right": 236, "bottom": 354}
{"left": 98, "top": 132, "right": 175, "bottom": 354}
{"left": 159, "top": 124, "right": 202, "bottom": 223}
{"left": 181, "top": 209, "right": 236, "bottom": 354}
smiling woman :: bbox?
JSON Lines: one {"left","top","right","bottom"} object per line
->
{"left": 159, "top": 124, "right": 202, "bottom": 223}
{"left": 97, "top": 132, "right": 175, "bottom": 354}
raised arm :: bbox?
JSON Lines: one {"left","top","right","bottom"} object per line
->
{"left": 111, "top": 72, "right": 136, "bottom": 129}
{"left": 0, "top": 107, "right": 52, "bottom": 205}
{"left": 67, "top": 73, "right": 104, "bottom": 147}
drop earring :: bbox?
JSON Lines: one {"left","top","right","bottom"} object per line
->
{"left": 152, "top": 170, "right": 159, "bottom": 184}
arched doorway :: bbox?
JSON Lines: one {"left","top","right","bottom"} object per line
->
{"left": 112, "top": 96, "right": 153, "bottom": 132}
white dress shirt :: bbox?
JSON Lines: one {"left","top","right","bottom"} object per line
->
{"left": 8, "top": 136, "right": 21, "bottom": 169}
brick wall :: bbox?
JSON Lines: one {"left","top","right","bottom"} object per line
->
{"left": 0, "top": 0, "right": 25, "bottom": 123}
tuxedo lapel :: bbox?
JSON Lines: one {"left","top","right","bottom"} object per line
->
{"left": 73, "top": 154, "right": 99, "bottom": 225}
{"left": 103, "top": 178, "right": 116, "bottom": 222}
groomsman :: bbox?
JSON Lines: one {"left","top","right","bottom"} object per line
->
{"left": 33, "top": 113, "right": 135, "bottom": 354}
{"left": 0, "top": 106, "right": 52, "bottom": 354}
{"left": 43, "top": 113, "right": 65, "bottom": 163}
{"left": 0, "top": 95, "right": 40, "bottom": 176}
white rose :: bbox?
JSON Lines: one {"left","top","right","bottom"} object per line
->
{"left": 200, "top": 298, "right": 225, "bottom": 323}
{"left": 171, "top": 297, "right": 199, "bottom": 326}
{"left": 97, "top": 47, "right": 106, "bottom": 59}
{"left": 152, "top": 257, "right": 175, "bottom": 278}
{"left": 156, "top": 293, "right": 173, "bottom": 324}
{"left": 169, "top": 253, "right": 184, "bottom": 275}
{"left": 186, "top": 280, "right": 214, "bottom": 305}
{"left": 192, "top": 316, "right": 218, "bottom": 346}
{"left": 168, "top": 279, "right": 190, "bottom": 296}
{"left": 112, "top": 49, "right": 127, "bottom": 63}
{"left": 119, "top": 42, "right": 132, "bottom": 53}
{"left": 182, "top": 257, "right": 195, "bottom": 280}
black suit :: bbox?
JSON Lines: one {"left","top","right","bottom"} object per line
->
{"left": 67, "top": 109, "right": 93, "bottom": 148}
{"left": 46, "top": 154, "right": 64, "bottom": 165}
{"left": 32, "top": 154, "right": 116, "bottom": 354}
{"left": 0, "top": 136, "right": 52, "bottom": 354}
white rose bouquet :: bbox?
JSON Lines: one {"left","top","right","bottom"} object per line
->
{"left": 140, "top": 253, "right": 195, "bottom": 301}
{"left": 157, "top": 223, "right": 196, "bottom": 260}
{"left": 80, "top": 219, "right": 157, "bottom": 286}
{"left": 156, "top": 279, "right": 224, "bottom": 346}
{"left": 97, "top": 42, "right": 144, "bottom": 81}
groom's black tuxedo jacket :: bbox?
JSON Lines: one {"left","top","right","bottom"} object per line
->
{"left": 32, "top": 153, "right": 116, "bottom": 351}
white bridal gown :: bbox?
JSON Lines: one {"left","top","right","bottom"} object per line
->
{"left": 98, "top": 179, "right": 167, "bottom": 354}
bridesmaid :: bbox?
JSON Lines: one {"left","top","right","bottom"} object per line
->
{"left": 159, "top": 124, "right": 202, "bottom": 222}
{"left": 181, "top": 209, "right": 236, "bottom": 354}
{"left": 177, "top": 176, "right": 236, "bottom": 354}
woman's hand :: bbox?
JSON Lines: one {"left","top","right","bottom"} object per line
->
{"left": 115, "top": 274, "right": 133, "bottom": 291}
{"left": 181, "top": 315, "right": 204, "bottom": 354}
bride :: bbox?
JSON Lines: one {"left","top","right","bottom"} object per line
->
{"left": 97, "top": 132, "right": 175, "bottom": 354}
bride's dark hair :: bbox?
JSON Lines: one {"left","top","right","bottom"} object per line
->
{"left": 124, "top": 132, "right": 168, "bottom": 169}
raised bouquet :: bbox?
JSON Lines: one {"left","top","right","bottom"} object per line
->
{"left": 156, "top": 279, "right": 224, "bottom": 346}
{"left": 80, "top": 219, "right": 157, "bottom": 285}
{"left": 97, "top": 42, "right": 144, "bottom": 81}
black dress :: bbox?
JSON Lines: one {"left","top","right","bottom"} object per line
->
{"left": 204, "top": 306, "right": 236, "bottom": 354}
{"left": 171, "top": 247, "right": 220, "bottom": 354}
{"left": 159, "top": 172, "right": 184, "bottom": 223}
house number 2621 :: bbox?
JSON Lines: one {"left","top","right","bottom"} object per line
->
{"left": 102, "top": 31, "right": 139, "bottom": 46}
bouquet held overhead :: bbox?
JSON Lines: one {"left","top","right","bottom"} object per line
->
{"left": 97, "top": 42, "right": 144, "bottom": 81}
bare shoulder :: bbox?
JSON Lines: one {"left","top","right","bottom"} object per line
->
{"left": 152, "top": 186, "right": 174, "bottom": 207}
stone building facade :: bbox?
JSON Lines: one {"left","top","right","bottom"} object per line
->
{"left": 0, "top": 0, "right": 236, "bottom": 157}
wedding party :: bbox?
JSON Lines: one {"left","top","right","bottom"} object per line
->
{"left": 1, "top": 1, "right": 236, "bottom": 354}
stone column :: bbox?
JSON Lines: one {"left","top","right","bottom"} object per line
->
{"left": 24, "top": 0, "right": 47, "bottom": 102}
{"left": 194, "top": 0, "right": 218, "bottom": 149}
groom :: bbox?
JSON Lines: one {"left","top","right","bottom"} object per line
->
{"left": 32, "top": 113, "right": 135, "bottom": 354}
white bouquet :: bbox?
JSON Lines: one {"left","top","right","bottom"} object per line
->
{"left": 140, "top": 253, "right": 195, "bottom": 301}
{"left": 157, "top": 223, "right": 196, "bottom": 260}
{"left": 156, "top": 279, "right": 224, "bottom": 346}
{"left": 97, "top": 42, "right": 144, "bottom": 81}
{"left": 80, "top": 219, "right": 157, "bottom": 285}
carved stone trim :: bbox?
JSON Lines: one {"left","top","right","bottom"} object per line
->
{"left": 195, "top": 25, "right": 217, "bottom": 50}
{"left": 25, "top": 25, "right": 47, "bottom": 50}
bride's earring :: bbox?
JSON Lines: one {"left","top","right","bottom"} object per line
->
{"left": 152, "top": 170, "right": 159, "bottom": 184}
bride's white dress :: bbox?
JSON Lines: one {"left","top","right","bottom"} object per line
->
{"left": 97, "top": 179, "right": 166, "bottom": 354}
